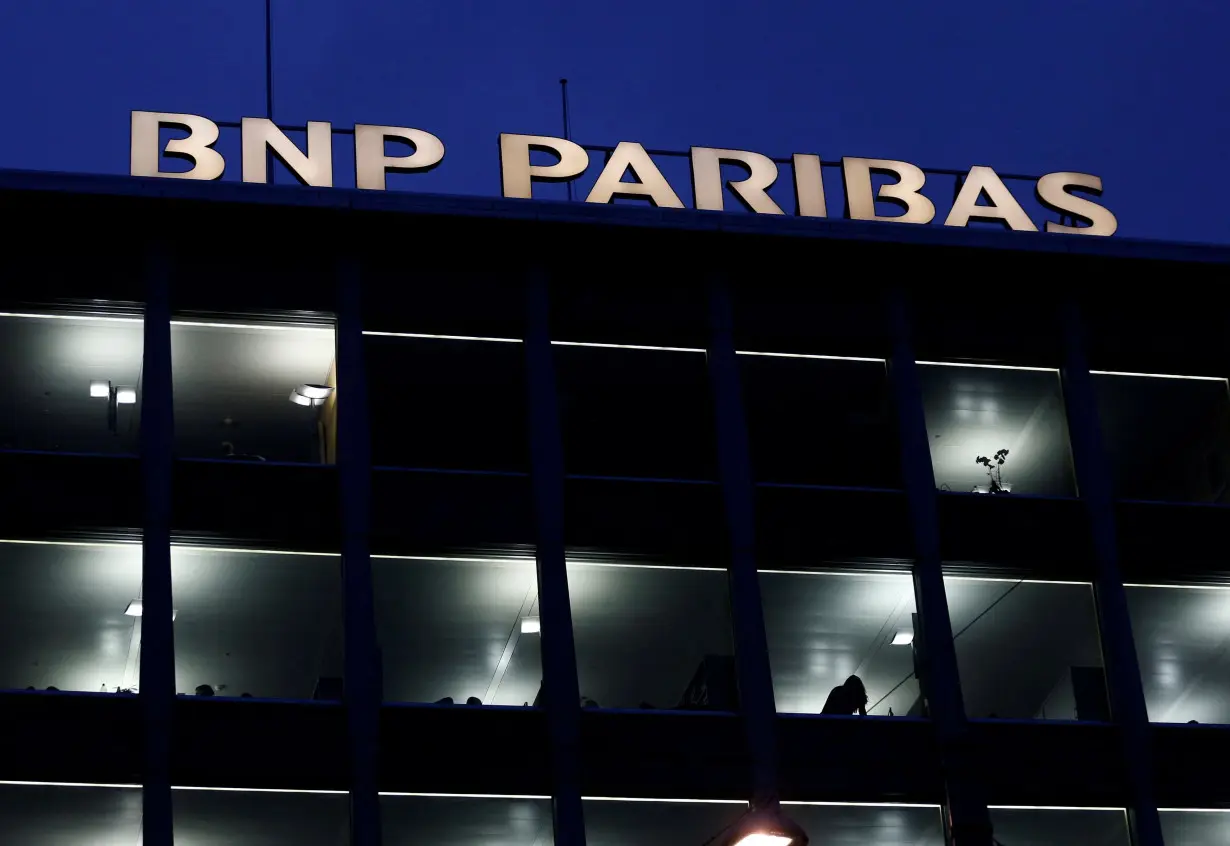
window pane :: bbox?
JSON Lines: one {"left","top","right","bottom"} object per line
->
{"left": 174, "top": 788, "right": 349, "bottom": 844}
{"left": 0, "top": 540, "right": 141, "bottom": 693}
{"left": 374, "top": 557, "right": 541, "bottom": 707}
{"left": 787, "top": 804, "right": 945, "bottom": 846}
{"left": 761, "top": 570, "right": 920, "bottom": 716}
{"left": 172, "top": 548, "right": 343, "bottom": 701}
{"left": 367, "top": 336, "right": 528, "bottom": 472}
{"left": 583, "top": 799, "right": 745, "bottom": 846}
{"left": 0, "top": 312, "right": 143, "bottom": 454}
{"left": 0, "top": 784, "right": 141, "bottom": 845}
{"left": 568, "top": 563, "right": 733, "bottom": 710}
{"left": 1094, "top": 373, "right": 1230, "bottom": 503}
{"left": 555, "top": 346, "right": 715, "bottom": 480}
{"left": 919, "top": 364, "right": 1075, "bottom": 497}
{"left": 171, "top": 321, "right": 336, "bottom": 463}
{"left": 945, "top": 578, "right": 1106, "bottom": 721}
{"left": 742, "top": 354, "right": 899, "bottom": 488}
{"left": 1161, "top": 810, "right": 1230, "bottom": 845}
{"left": 989, "top": 808, "right": 1129, "bottom": 845}
{"left": 1126, "top": 584, "right": 1230, "bottom": 725}
{"left": 383, "top": 794, "right": 553, "bottom": 845}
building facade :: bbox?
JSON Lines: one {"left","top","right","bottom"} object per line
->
{"left": 0, "top": 168, "right": 1229, "bottom": 845}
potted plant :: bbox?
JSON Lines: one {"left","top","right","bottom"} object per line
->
{"left": 975, "top": 448, "right": 1011, "bottom": 494}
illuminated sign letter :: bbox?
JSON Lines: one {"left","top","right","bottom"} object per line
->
{"left": 586, "top": 142, "right": 684, "bottom": 208}
{"left": 1035, "top": 172, "right": 1118, "bottom": 236}
{"left": 944, "top": 166, "right": 1037, "bottom": 231}
{"left": 792, "top": 154, "right": 827, "bottom": 218}
{"left": 130, "top": 111, "right": 225, "bottom": 180}
{"left": 354, "top": 125, "right": 445, "bottom": 190}
{"left": 241, "top": 117, "right": 333, "bottom": 186}
{"left": 842, "top": 157, "right": 935, "bottom": 224}
{"left": 690, "top": 147, "right": 784, "bottom": 214}
{"left": 499, "top": 133, "right": 589, "bottom": 199}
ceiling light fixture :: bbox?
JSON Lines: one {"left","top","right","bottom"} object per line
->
{"left": 89, "top": 380, "right": 111, "bottom": 398}
{"left": 290, "top": 384, "right": 334, "bottom": 407}
{"left": 719, "top": 804, "right": 809, "bottom": 846}
{"left": 115, "top": 387, "right": 138, "bottom": 405}
{"left": 520, "top": 616, "right": 541, "bottom": 634}
{"left": 124, "top": 599, "right": 177, "bottom": 620}
{"left": 892, "top": 631, "right": 914, "bottom": 646}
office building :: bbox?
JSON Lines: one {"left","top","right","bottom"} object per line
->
{"left": 0, "top": 167, "right": 1228, "bottom": 845}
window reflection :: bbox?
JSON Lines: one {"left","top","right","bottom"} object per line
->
{"left": 171, "top": 547, "right": 343, "bottom": 700}
{"left": 568, "top": 562, "right": 733, "bottom": 710}
{"left": 171, "top": 321, "right": 336, "bottom": 463}
{"left": 0, "top": 312, "right": 144, "bottom": 455}
{"left": 0, "top": 783, "right": 142, "bottom": 845}
{"left": 1160, "top": 809, "right": 1230, "bottom": 846}
{"left": 918, "top": 364, "right": 1075, "bottom": 497}
{"left": 583, "top": 798, "right": 745, "bottom": 846}
{"left": 382, "top": 794, "right": 552, "bottom": 846}
{"left": 374, "top": 557, "right": 542, "bottom": 707}
{"left": 761, "top": 569, "right": 920, "bottom": 717}
{"left": 946, "top": 577, "right": 1106, "bottom": 721}
{"left": 988, "top": 807, "right": 1129, "bottom": 845}
{"left": 785, "top": 803, "right": 945, "bottom": 846}
{"left": 173, "top": 787, "right": 349, "bottom": 845}
{"left": 1094, "top": 373, "right": 1230, "bottom": 503}
{"left": 0, "top": 540, "right": 141, "bottom": 693}
{"left": 1126, "top": 584, "right": 1230, "bottom": 725}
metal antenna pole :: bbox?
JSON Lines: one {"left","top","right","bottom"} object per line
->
{"left": 265, "top": 0, "right": 275, "bottom": 185}
{"left": 560, "top": 78, "right": 573, "bottom": 201}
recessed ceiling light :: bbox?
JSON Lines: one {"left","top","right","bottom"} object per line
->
{"left": 89, "top": 380, "right": 111, "bottom": 398}
{"left": 124, "top": 599, "right": 177, "bottom": 620}
{"left": 891, "top": 631, "right": 914, "bottom": 646}
{"left": 115, "top": 387, "right": 137, "bottom": 405}
{"left": 520, "top": 616, "right": 541, "bottom": 634}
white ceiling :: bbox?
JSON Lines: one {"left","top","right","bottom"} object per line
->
{"left": 3, "top": 788, "right": 1228, "bottom": 846}
{"left": 1126, "top": 585, "right": 1230, "bottom": 725}
{"left": 918, "top": 365, "right": 1076, "bottom": 496}
{"left": 0, "top": 316, "right": 335, "bottom": 464}
{"left": 0, "top": 316, "right": 144, "bottom": 454}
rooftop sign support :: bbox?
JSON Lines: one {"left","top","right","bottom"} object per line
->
{"left": 129, "top": 110, "right": 1117, "bottom": 237}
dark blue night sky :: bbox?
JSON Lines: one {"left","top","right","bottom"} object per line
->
{"left": 2, "top": 1, "right": 1225, "bottom": 243}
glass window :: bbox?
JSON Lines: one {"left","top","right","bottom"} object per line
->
{"left": 989, "top": 807, "right": 1129, "bottom": 845}
{"left": 918, "top": 363, "right": 1076, "bottom": 497}
{"left": 171, "top": 320, "right": 336, "bottom": 463}
{"left": 786, "top": 803, "right": 945, "bottom": 846}
{"left": 761, "top": 569, "right": 920, "bottom": 717}
{"left": 1161, "top": 809, "right": 1230, "bottom": 846}
{"left": 741, "top": 353, "right": 900, "bottom": 488}
{"left": 1094, "top": 373, "right": 1230, "bottom": 503}
{"left": 555, "top": 344, "right": 715, "bottom": 481}
{"left": 1126, "top": 584, "right": 1230, "bottom": 725}
{"left": 374, "top": 556, "right": 541, "bottom": 707}
{"left": 174, "top": 787, "right": 348, "bottom": 844}
{"left": 171, "top": 547, "right": 342, "bottom": 701}
{"left": 383, "top": 794, "right": 552, "bottom": 845}
{"left": 583, "top": 798, "right": 746, "bottom": 846}
{"left": 568, "top": 562, "right": 733, "bottom": 710}
{"left": 945, "top": 577, "right": 1106, "bottom": 721}
{"left": 0, "top": 783, "right": 142, "bottom": 845}
{"left": 0, "top": 540, "right": 142, "bottom": 693}
{"left": 0, "top": 312, "right": 143, "bottom": 455}
{"left": 366, "top": 335, "right": 528, "bottom": 472}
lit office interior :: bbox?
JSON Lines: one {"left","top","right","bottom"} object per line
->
{"left": 1093, "top": 372, "right": 1230, "bottom": 503}
{"left": 0, "top": 311, "right": 144, "bottom": 455}
{"left": 917, "top": 363, "right": 1076, "bottom": 497}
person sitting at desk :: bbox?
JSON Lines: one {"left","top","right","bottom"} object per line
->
{"left": 821, "top": 675, "right": 868, "bottom": 716}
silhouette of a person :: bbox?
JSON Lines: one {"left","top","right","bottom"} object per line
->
{"left": 821, "top": 675, "right": 868, "bottom": 716}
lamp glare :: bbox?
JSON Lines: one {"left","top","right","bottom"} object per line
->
{"left": 892, "top": 631, "right": 914, "bottom": 646}
{"left": 116, "top": 387, "right": 137, "bottom": 405}
{"left": 90, "top": 380, "right": 111, "bottom": 398}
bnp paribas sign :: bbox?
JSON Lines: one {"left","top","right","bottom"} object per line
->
{"left": 130, "top": 110, "right": 1118, "bottom": 237}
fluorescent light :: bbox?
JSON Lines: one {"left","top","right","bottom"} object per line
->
{"left": 916, "top": 360, "right": 1057, "bottom": 373}
{"left": 552, "top": 340, "right": 705, "bottom": 354}
{"left": 736, "top": 350, "right": 885, "bottom": 363}
{"left": 288, "top": 390, "right": 313, "bottom": 407}
{"left": 89, "top": 381, "right": 111, "bottom": 398}
{"left": 891, "top": 631, "right": 914, "bottom": 646}
{"left": 124, "top": 599, "right": 176, "bottom": 620}
{"left": 296, "top": 384, "right": 333, "bottom": 400}
{"left": 1090, "top": 370, "right": 1226, "bottom": 382}
{"left": 362, "top": 331, "right": 521, "bottom": 343}
{"left": 520, "top": 616, "right": 541, "bottom": 634}
{"left": 115, "top": 387, "right": 137, "bottom": 404}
